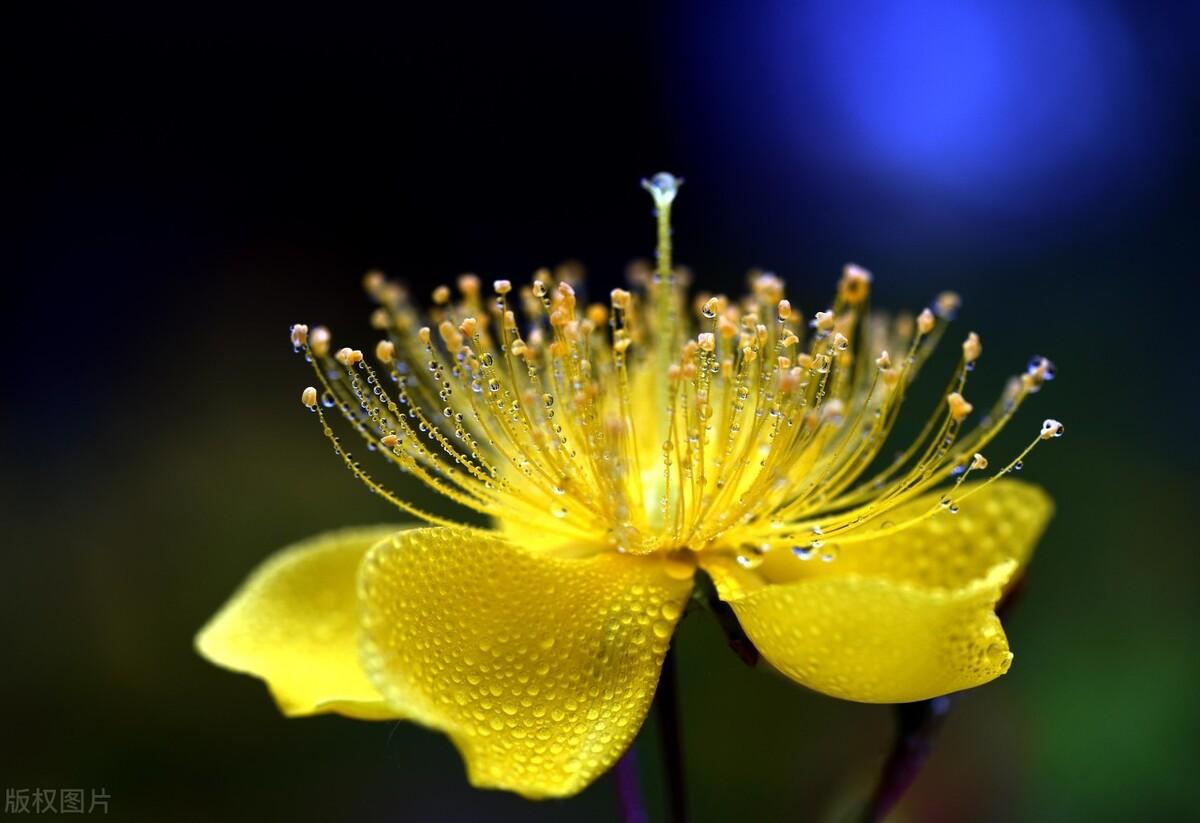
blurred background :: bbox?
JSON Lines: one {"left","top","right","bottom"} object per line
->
{"left": 5, "top": 1, "right": 1198, "bottom": 820}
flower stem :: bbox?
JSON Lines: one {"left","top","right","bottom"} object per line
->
{"left": 614, "top": 745, "right": 649, "bottom": 823}
{"left": 656, "top": 646, "right": 688, "bottom": 823}
{"left": 858, "top": 576, "right": 1027, "bottom": 822}
{"left": 858, "top": 696, "right": 953, "bottom": 823}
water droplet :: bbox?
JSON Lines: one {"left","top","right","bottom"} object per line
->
{"left": 551, "top": 504, "right": 568, "bottom": 519}
{"left": 641, "top": 171, "right": 681, "bottom": 206}
{"left": 820, "top": 545, "right": 840, "bottom": 562}
{"left": 1013, "top": 460, "right": 1023, "bottom": 471}
{"left": 792, "top": 545, "right": 815, "bottom": 560}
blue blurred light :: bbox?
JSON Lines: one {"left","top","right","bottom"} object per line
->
{"left": 685, "top": 0, "right": 1172, "bottom": 228}
{"left": 788, "top": 0, "right": 1149, "bottom": 204}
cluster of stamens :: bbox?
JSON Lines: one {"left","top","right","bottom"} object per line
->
{"left": 289, "top": 173, "right": 1062, "bottom": 564}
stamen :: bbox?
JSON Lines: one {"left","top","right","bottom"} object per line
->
{"left": 288, "top": 174, "right": 1058, "bottom": 558}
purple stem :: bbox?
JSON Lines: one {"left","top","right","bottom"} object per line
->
{"left": 614, "top": 745, "right": 649, "bottom": 823}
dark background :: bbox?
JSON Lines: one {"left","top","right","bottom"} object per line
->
{"left": 5, "top": 2, "right": 1198, "bottom": 820}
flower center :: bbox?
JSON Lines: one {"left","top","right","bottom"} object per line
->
{"left": 288, "top": 173, "right": 1062, "bottom": 562}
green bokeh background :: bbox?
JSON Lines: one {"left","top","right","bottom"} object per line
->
{"left": 6, "top": 5, "right": 1197, "bottom": 821}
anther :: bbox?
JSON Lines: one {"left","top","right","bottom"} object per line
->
{"left": 876, "top": 350, "right": 892, "bottom": 369}
{"left": 698, "top": 332, "right": 716, "bottom": 352}
{"left": 963, "top": 331, "right": 982, "bottom": 364}
{"left": 917, "top": 308, "right": 935, "bottom": 335}
{"left": 370, "top": 308, "right": 391, "bottom": 330}
{"left": 376, "top": 339, "right": 395, "bottom": 363}
{"left": 971, "top": 452, "right": 988, "bottom": 470}
{"left": 611, "top": 288, "right": 632, "bottom": 310}
{"left": 301, "top": 386, "right": 318, "bottom": 408}
{"left": 457, "top": 274, "right": 480, "bottom": 297}
{"left": 1040, "top": 419, "right": 1065, "bottom": 440}
{"left": 935, "top": 291, "right": 962, "bottom": 320}
{"left": 777, "top": 299, "right": 792, "bottom": 320}
{"left": 432, "top": 285, "right": 451, "bottom": 305}
{"left": 839, "top": 263, "right": 872, "bottom": 304}
{"left": 814, "top": 311, "right": 835, "bottom": 332}
{"left": 380, "top": 433, "right": 400, "bottom": 449}
{"left": 459, "top": 316, "right": 478, "bottom": 338}
{"left": 310, "top": 326, "right": 331, "bottom": 357}
{"left": 362, "top": 270, "right": 385, "bottom": 296}
{"left": 290, "top": 323, "right": 309, "bottom": 348}
{"left": 493, "top": 279, "right": 512, "bottom": 295}
{"left": 417, "top": 326, "right": 432, "bottom": 346}
{"left": 947, "top": 391, "right": 973, "bottom": 422}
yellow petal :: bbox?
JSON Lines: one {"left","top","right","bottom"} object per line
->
{"left": 358, "top": 527, "right": 694, "bottom": 799}
{"left": 196, "top": 526, "right": 405, "bottom": 720}
{"left": 707, "top": 555, "right": 1017, "bottom": 703}
{"left": 704, "top": 480, "right": 1053, "bottom": 703}
{"left": 745, "top": 479, "right": 1052, "bottom": 595}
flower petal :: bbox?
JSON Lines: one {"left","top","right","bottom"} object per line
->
{"left": 702, "top": 480, "right": 1054, "bottom": 703}
{"left": 705, "top": 555, "right": 1018, "bottom": 703}
{"left": 358, "top": 527, "right": 694, "bottom": 799}
{"left": 195, "top": 526, "right": 405, "bottom": 720}
{"left": 753, "top": 479, "right": 1053, "bottom": 593}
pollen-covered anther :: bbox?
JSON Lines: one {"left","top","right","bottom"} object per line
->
{"left": 362, "top": 269, "right": 385, "bottom": 296}
{"left": 309, "top": 326, "right": 330, "bottom": 357}
{"left": 814, "top": 310, "right": 835, "bottom": 333}
{"left": 611, "top": 288, "right": 632, "bottom": 310}
{"left": 300, "top": 386, "right": 318, "bottom": 408}
{"left": 380, "top": 433, "right": 399, "bottom": 449}
{"left": 375, "top": 339, "right": 395, "bottom": 363}
{"left": 290, "top": 324, "right": 309, "bottom": 348}
{"left": 876, "top": 350, "right": 892, "bottom": 369}
{"left": 493, "top": 279, "right": 512, "bottom": 295}
{"left": 369, "top": 308, "right": 391, "bottom": 330}
{"left": 935, "top": 291, "right": 962, "bottom": 319}
{"left": 971, "top": 452, "right": 989, "bottom": 470}
{"left": 417, "top": 327, "right": 432, "bottom": 346}
{"left": 947, "top": 391, "right": 974, "bottom": 422}
{"left": 432, "top": 285, "right": 451, "bottom": 305}
{"left": 438, "top": 321, "right": 463, "bottom": 350}
{"left": 777, "top": 299, "right": 792, "bottom": 320}
{"left": 917, "top": 308, "right": 936, "bottom": 335}
{"left": 587, "top": 303, "right": 608, "bottom": 325}
{"left": 742, "top": 346, "right": 758, "bottom": 362}
{"left": 457, "top": 274, "right": 480, "bottom": 298}
{"left": 697, "top": 332, "right": 715, "bottom": 352}
{"left": 963, "top": 331, "right": 982, "bottom": 364}
{"left": 839, "top": 263, "right": 872, "bottom": 304}
{"left": 458, "top": 316, "right": 478, "bottom": 338}
{"left": 1040, "top": 419, "right": 1065, "bottom": 440}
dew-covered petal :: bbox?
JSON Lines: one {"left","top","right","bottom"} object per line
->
{"left": 195, "top": 526, "right": 404, "bottom": 719}
{"left": 704, "top": 555, "right": 1019, "bottom": 703}
{"left": 700, "top": 481, "right": 1053, "bottom": 702}
{"left": 753, "top": 480, "right": 1053, "bottom": 592}
{"left": 358, "top": 527, "right": 694, "bottom": 799}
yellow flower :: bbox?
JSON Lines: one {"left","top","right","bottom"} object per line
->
{"left": 196, "top": 172, "right": 1059, "bottom": 799}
